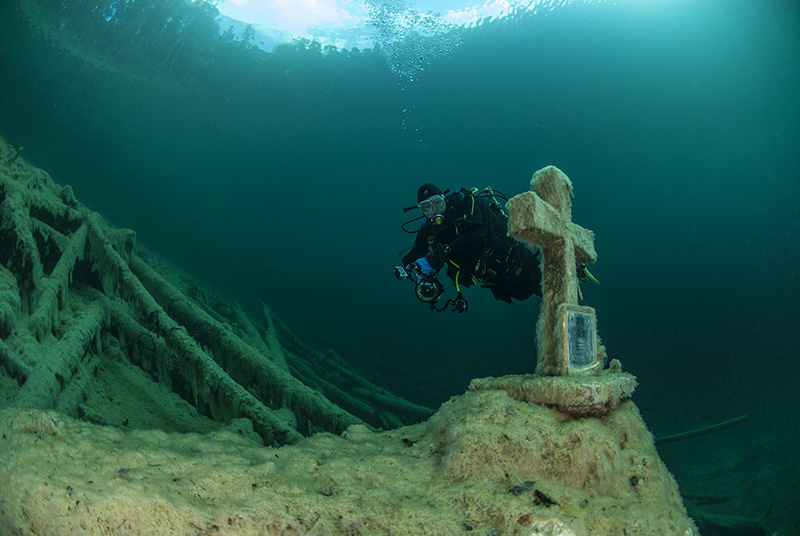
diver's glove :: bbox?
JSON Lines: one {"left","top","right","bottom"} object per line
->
{"left": 411, "top": 257, "right": 435, "bottom": 282}
{"left": 425, "top": 243, "right": 451, "bottom": 271}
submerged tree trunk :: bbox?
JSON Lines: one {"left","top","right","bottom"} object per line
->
{"left": 0, "top": 137, "right": 431, "bottom": 445}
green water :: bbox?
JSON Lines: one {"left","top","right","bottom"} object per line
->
{"left": 1, "top": 0, "right": 798, "bottom": 457}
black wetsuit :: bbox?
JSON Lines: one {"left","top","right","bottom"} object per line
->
{"left": 402, "top": 191, "right": 542, "bottom": 303}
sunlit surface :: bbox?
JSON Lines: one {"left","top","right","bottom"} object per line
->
{"left": 218, "top": 0, "right": 359, "bottom": 35}
{"left": 215, "top": 0, "right": 595, "bottom": 51}
{"left": 214, "top": 0, "right": 608, "bottom": 81}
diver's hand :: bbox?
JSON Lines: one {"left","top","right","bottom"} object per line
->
{"left": 411, "top": 257, "right": 435, "bottom": 282}
{"left": 425, "top": 243, "right": 451, "bottom": 271}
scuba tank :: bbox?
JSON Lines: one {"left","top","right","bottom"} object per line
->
{"left": 481, "top": 186, "right": 509, "bottom": 220}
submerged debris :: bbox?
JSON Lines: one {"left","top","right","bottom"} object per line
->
{"left": 510, "top": 480, "right": 535, "bottom": 496}
{"left": 533, "top": 489, "right": 559, "bottom": 507}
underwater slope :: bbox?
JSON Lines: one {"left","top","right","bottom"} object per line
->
{"left": 0, "top": 136, "right": 430, "bottom": 445}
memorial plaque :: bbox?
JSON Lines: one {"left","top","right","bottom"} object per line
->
{"left": 565, "top": 308, "right": 596, "bottom": 370}
{"left": 551, "top": 304, "right": 601, "bottom": 375}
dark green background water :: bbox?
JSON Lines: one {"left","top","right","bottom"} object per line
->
{"left": 1, "top": 0, "right": 798, "bottom": 446}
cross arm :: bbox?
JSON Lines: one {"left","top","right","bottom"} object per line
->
{"left": 507, "top": 191, "right": 597, "bottom": 265}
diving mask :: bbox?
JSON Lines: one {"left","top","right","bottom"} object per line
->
{"left": 419, "top": 195, "right": 445, "bottom": 220}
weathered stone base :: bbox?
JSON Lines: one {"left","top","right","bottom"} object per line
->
{"left": 469, "top": 368, "right": 637, "bottom": 418}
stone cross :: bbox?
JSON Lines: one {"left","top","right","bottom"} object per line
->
{"left": 506, "top": 166, "right": 600, "bottom": 376}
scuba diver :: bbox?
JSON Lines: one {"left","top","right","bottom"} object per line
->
{"left": 395, "top": 183, "right": 544, "bottom": 313}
